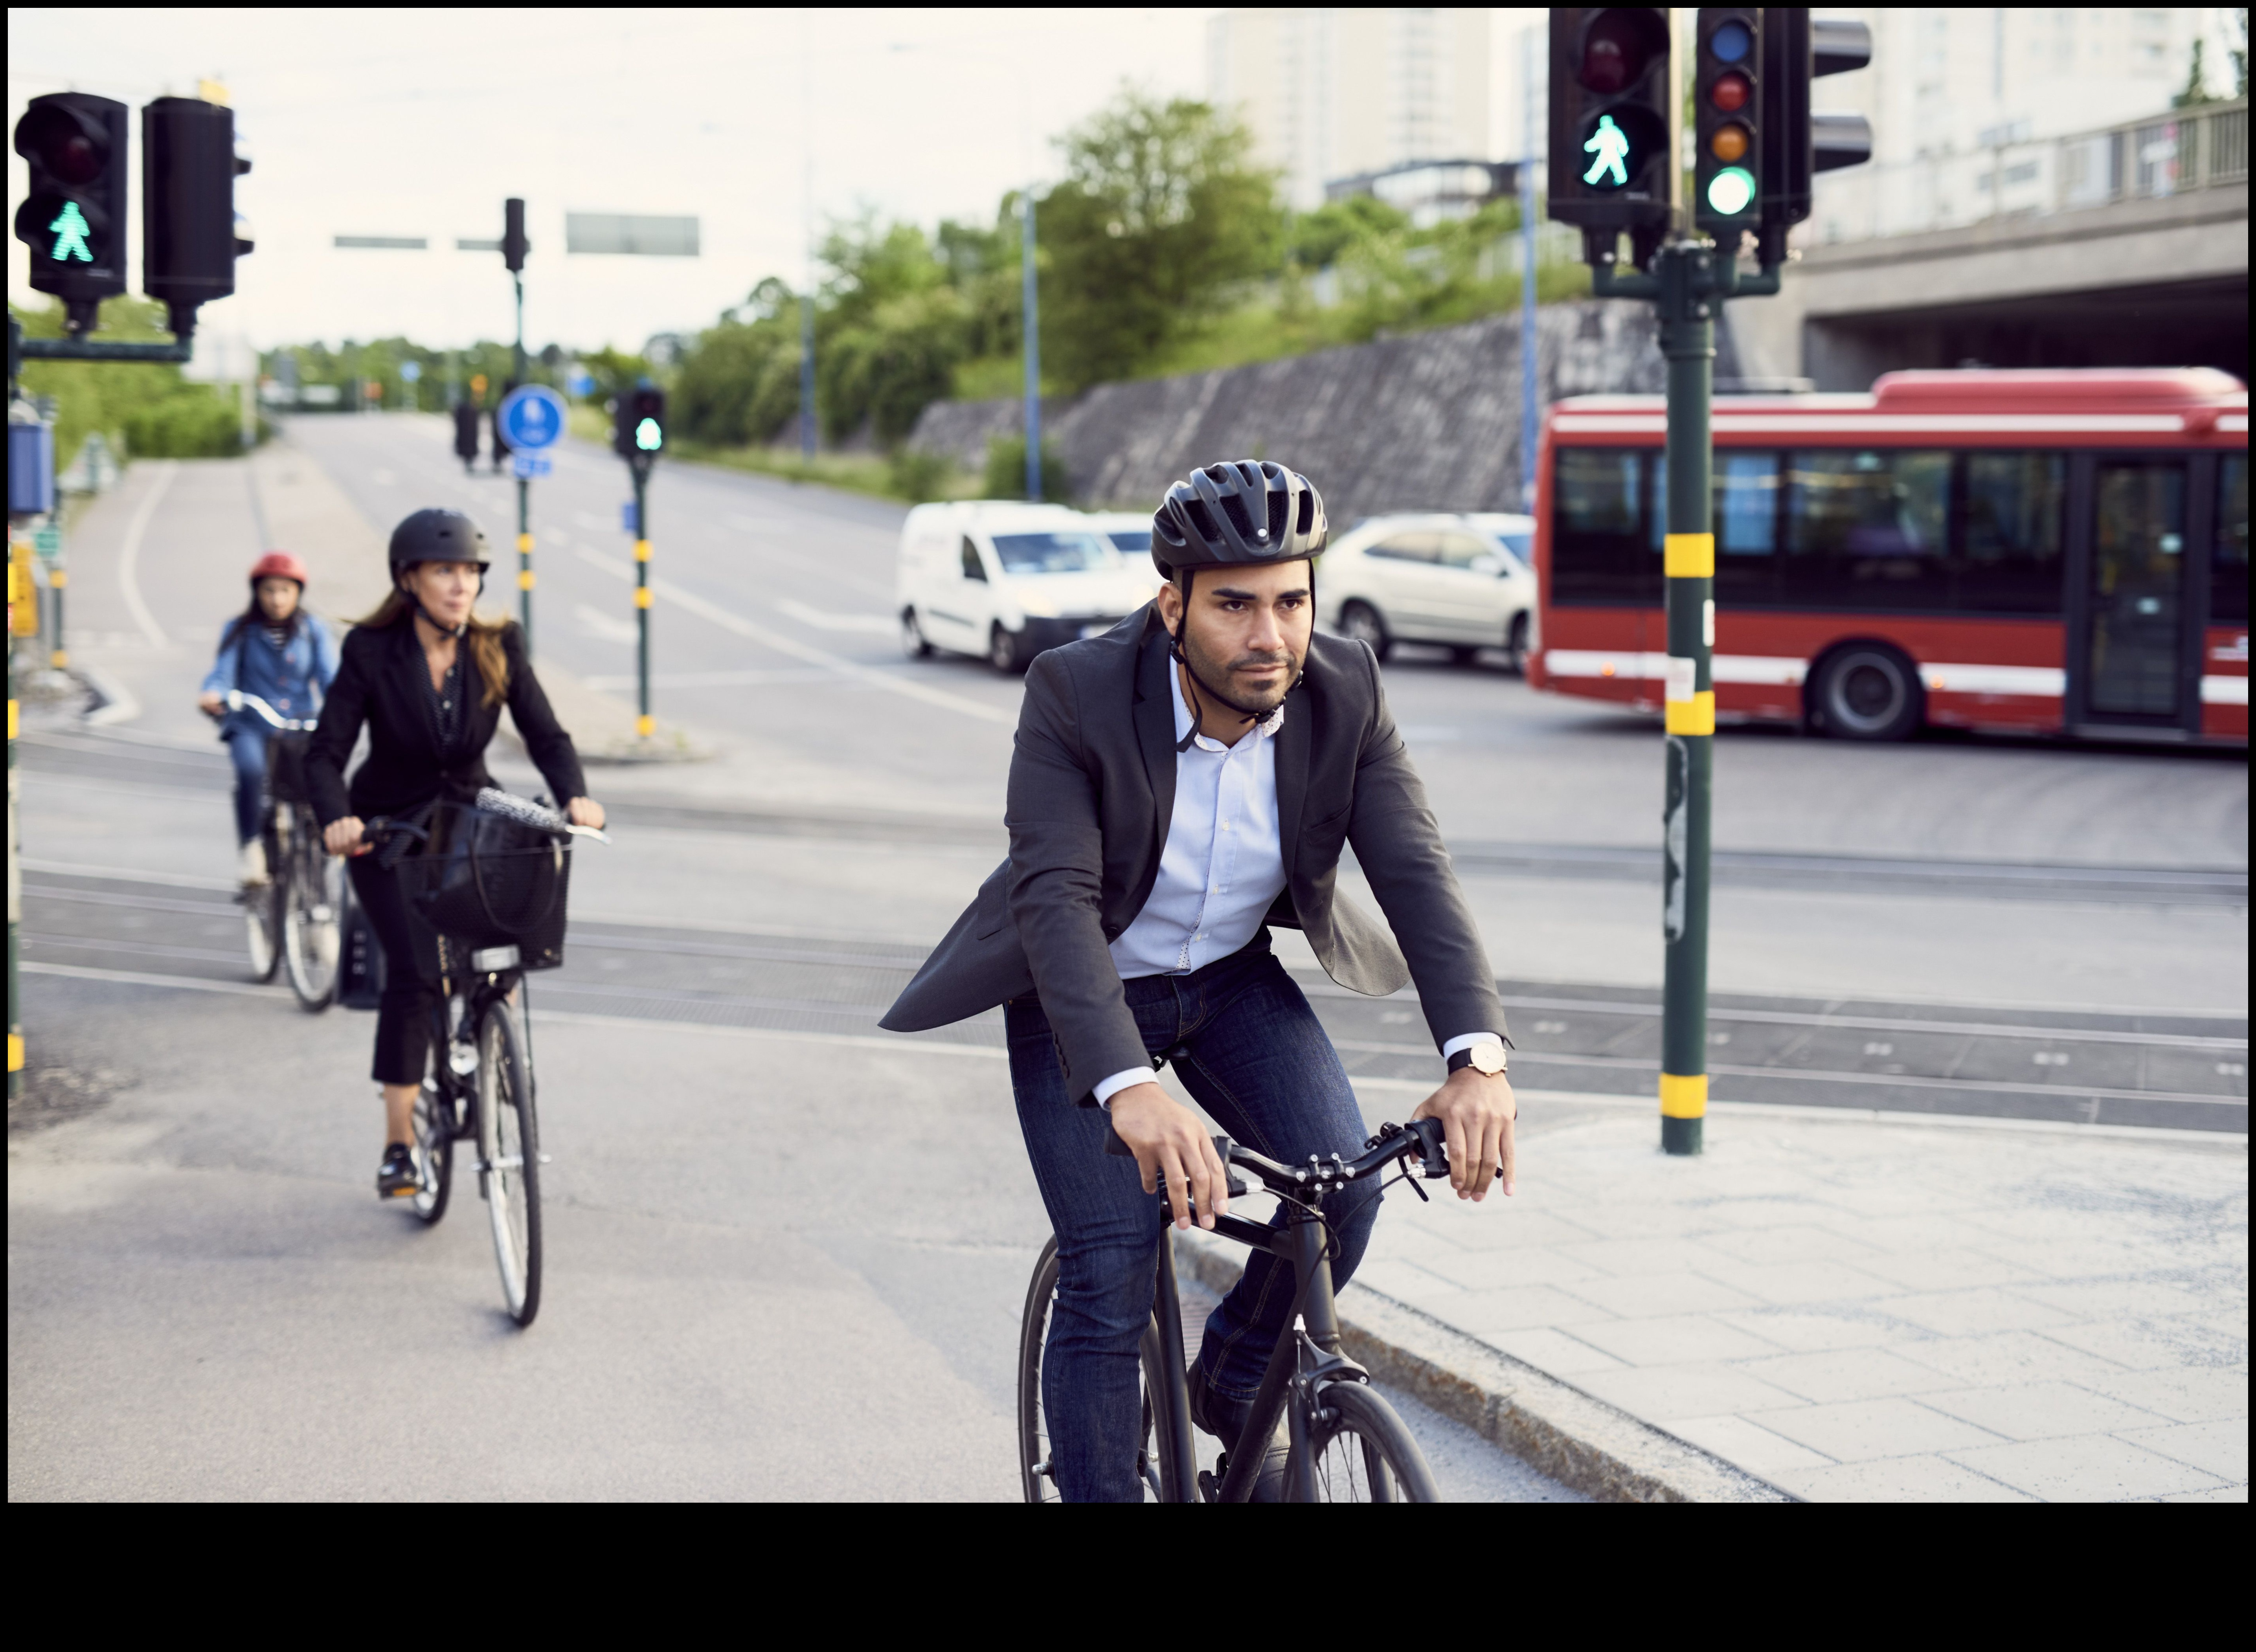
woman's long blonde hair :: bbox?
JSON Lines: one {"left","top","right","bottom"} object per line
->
{"left": 358, "top": 584, "right": 511, "bottom": 709}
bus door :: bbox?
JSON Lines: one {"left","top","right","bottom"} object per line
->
{"left": 2067, "top": 453, "right": 2205, "bottom": 736}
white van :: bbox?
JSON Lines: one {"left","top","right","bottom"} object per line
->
{"left": 896, "top": 502, "right": 1161, "bottom": 673}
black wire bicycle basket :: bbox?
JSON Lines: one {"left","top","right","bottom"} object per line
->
{"left": 386, "top": 797, "right": 574, "bottom": 969}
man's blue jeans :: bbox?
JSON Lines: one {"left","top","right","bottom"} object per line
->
{"left": 1007, "top": 934, "right": 1382, "bottom": 1503}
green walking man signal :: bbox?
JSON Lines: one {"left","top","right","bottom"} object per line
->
{"left": 1583, "top": 115, "right": 1632, "bottom": 187}
{"left": 635, "top": 417, "right": 662, "bottom": 452}
{"left": 48, "top": 201, "right": 93, "bottom": 262}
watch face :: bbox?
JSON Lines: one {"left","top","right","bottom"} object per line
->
{"left": 1472, "top": 1045, "right": 1507, "bottom": 1075}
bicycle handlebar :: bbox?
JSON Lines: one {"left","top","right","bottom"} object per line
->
{"left": 1102, "top": 1115, "right": 1451, "bottom": 1196}
{"left": 213, "top": 689, "right": 315, "bottom": 732}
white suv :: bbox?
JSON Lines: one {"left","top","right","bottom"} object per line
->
{"left": 1319, "top": 512, "right": 1538, "bottom": 670}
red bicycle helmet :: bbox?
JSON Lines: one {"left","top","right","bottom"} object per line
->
{"left": 250, "top": 551, "right": 310, "bottom": 587}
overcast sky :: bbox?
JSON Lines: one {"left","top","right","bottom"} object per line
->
{"left": 8, "top": 7, "right": 1234, "bottom": 356}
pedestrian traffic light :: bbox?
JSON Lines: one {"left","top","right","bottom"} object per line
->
{"left": 503, "top": 198, "right": 529, "bottom": 273}
{"left": 1756, "top": 11, "right": 1873, "bottom": 263}
{"left": 142, "top": 96, "right": 253, "bottom": 340}
{"left": 614, "top": 385, "right": 665, "bottom": 461}
{"left": 1694, "top": 9, "right": 1763, "bottom": 237}
{"left": 1547, "top": 7, "right": 1673, "bottom": 268}
{"left": 13, "top": 93, "right": 130, "bottom": 333}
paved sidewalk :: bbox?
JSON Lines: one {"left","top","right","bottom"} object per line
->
{"left": 1338, "top": 1086, "right": 2247, "bottom": 1501}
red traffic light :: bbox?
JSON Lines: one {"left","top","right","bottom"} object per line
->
{"left": 1711, "top": 70, "right": 1751, "bottom": 112}
{"left": 18, "top": 105, "right": 107, "bottom": 184}
{"left": 1578, "top": 7, "right": 1668, "bottom": 94}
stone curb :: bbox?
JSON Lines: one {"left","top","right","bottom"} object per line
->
{"left": 1173, "top": 1228, "right": 1792, "bottom": 1504}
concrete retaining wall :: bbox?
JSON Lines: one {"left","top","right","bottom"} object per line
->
{"left": 906, "top": 299, "right": 1683, "bottom": 521}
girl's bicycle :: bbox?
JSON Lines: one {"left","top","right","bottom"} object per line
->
{"left": 216, "top": 690, "right": 346, "bottom": 1011}
{"left": 365, "top": 790, "right": 607, "bottom": 1328}
{"left": 1018, "top": 1118, "right": 1454, "bottom": 1503}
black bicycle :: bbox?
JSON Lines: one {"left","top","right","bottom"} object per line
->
{"left": 1017, "top": 1118, "right": 1453, "bottom": 1503}
{"left": 213, "top": 690, "right": 346, "bottom": 1009}
{"left": 366, "top": 789, "right": 606, "bottom": 1328}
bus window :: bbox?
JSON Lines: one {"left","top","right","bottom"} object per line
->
{"left": 1553, "top": 449, "right": 1654, "bottom": 603}
{"left": 2216, "top": 455, "right": 2250, "bottom": 626}
{"left": 1957, "top": 453, "right": 2067, "bottom": 613}
{"left": 1786, "top": 450, "right": 1950, "bottom": 608}
{"left": 1715, "top": 452, "right": 1780, "bottom": 606}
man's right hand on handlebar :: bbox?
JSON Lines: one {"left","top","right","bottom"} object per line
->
{"left": 1108, "top": 1083, "right": 1230, "bottom": 1232}
{"left": 323, "top": 816, "right": 367, "bottom": 857}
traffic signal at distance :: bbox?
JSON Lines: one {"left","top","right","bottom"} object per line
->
{"left": 143, "top": 96, "right": 254, "bottom": 338}
{"left": 503, "top": 198, "right": 529, "bottom": 273}
{"left": 1694, "top": 9, "right": 1763, "bottom": 236}
{"left": 1758, "top": 11, "right": 1873, "bottom": 261}
{"left": 1547, "top": 7, "right": 1673, "bottom": 265}
{"left": 614, "top": 385, "right": 666, "bottom": 461}
{"left": 13, "top": 93, "right": 130, "bottom": 331}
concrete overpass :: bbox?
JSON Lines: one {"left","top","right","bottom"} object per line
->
{"left": 1729, "top": 105, "right": 2248, "bottom": 391}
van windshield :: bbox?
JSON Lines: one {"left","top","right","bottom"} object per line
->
{"left": 1105, "top": 529, "right": 1151, "bottom": 555}
{"left": 992, "top": 531, "right": 1114, "bottom": 574}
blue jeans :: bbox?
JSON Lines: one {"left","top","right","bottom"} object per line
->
{"left": 224, "top": 728, "right": 267, "bottom": 845}
{"left": 1008, "top": 934, "right": 1382, "bottom": 1503}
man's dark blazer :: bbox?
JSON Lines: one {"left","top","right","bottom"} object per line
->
{"left": 306, "top": 617, "right": 586, "bottom": 826}
{"left": 881, "top": 606, "right": 1505, "bottom": 1101}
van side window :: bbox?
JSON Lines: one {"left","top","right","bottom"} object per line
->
{"left": 961, "top": 538, "right": 988, "bottom": 582}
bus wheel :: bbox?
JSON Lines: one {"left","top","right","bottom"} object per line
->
{"left": 1813, "top": 645, "right": 1923, "bottom": 741}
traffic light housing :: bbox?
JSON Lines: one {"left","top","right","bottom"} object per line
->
{"left": 614, "top": 384, "right": 665, "bottom": 463}
{"left": 1547, "top": 7, "right": 1673, "bottom": 267}
{"left": 1694, "top": 9, "right": 1762, "bottom": 238}
{"left": 503, "top": 198, "right": 529, "bottom": 273}
{"left": 143, "top": 96, "right": 253, "bottom": 340}
{"left": 1758, "top": 11, "right": 1872, "bottom": 261}
{"left": 13, "top": 93, "right": 130, "bottom": 333}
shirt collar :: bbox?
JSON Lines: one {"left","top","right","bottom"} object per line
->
{"left": 1170, "top": 660, "right": 1284, "bottom": 753}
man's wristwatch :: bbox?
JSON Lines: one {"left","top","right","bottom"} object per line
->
{"left": 1447, "top": 1043, "right": 1508, "bottom": 1077}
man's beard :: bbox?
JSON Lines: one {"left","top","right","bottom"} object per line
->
{"left": 1181, "top": 624, "right": 1299, "bottom": 720}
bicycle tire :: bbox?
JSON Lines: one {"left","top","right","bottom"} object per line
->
{"left": 243, "top": 857, "right": 281, "bottom": 984}
{"left": 1301, "top": 1382, "right": 1441, "bottom": 1503}
{"left": 409, "top": 1069, "right": 454, "bottom": 1226}
{"left": 1016, "top": 1235, "right": 1185, "bottom": 1504}
{"left": 477, "top": 1001, "right": 542, "bottom": 1327}
{"left": 282, "top": 817, "right": 343, "bottom": 1010}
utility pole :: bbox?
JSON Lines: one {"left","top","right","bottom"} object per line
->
{"left": 1519, "top": 26, "right": 1541, "bottom": 510}
{"left": 614, "top": 385, "right": 666, "bottom": 742}
{"left": 1021, "top": 187, "right": 1042, "bottom": 501}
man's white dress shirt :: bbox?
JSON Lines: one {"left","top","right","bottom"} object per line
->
{"left": 1090, "top": 664, "right": 1503, "bottom": 1106}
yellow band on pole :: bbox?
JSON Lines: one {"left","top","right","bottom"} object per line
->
{"left": 634, "top": 586, "right": 653, "bottom": 609}
{"left": 636, "top": 714, "right": 654, "bottom": 738}
{"left": 51, "top": 650, "right": 68, "bottom": 669}
{"left": 517, "top": 570, "right": 535, "bottom": 591}
{"left": 1659, "top": 1072, "right": 1707, "bottom": 1118}
{"left": 1664, "top": 532, "right": 1715, "bottom": 578}
{"left": 7, "top": 699, "right": 17, "bottom": 739}
{"left": 634, "top": 539, "right": 652, "bottom": 563}
{"left": 47, "top": 570, "right": 67, "bottom": 589}
{"left": 1664, "top": 691, "right": 1715, "bottom": 735}
{"left": 517, "top": 533, "right": 533, "bottom": 553}
{"left": 8, "top": 1033, "right": 23, "bottom": 1073}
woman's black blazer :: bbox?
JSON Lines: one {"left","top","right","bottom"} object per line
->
{"left": 306, "top": 618, "right": 587, "bottom": 826}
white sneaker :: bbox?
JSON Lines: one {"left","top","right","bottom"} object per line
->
{"left": 239, "top": 840, "right": 270, "bottom": 886}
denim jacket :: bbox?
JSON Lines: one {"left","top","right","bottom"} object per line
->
{"left": 201, "top": 613, "right": 342, "bottom": 737}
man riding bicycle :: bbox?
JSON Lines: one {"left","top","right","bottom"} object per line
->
{"left": 883, "top": 461, "right": 1517, "bottom": 1503}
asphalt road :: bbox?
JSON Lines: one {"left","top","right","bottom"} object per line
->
{"left": 10, "top": 415, "right": 2246, "bottom": 1500}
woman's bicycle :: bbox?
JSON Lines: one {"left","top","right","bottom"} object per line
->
{"left": 1017, "top": 1117, "right": 1455, "bottom": 1503}
{"left": 216, "top": 690, "right": 347, "bottom": 1010}
{"left": 365, "top": 789, "right": 607, "bottom": 1328}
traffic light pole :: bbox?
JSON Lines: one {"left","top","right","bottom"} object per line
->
{"left": 632, "top": 458, "right": 653, "bottom": 742}
{"left": 1595, "top": 245, "right": 1776, "bottom": 1155}
{"left": 513, "top": 269, "right": 533, "bottom": 652}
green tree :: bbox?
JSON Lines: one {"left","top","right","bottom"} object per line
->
{"left": 1036, "top": 90, "right": 1285, "bottom": 391}
{"left": 14, "top": 296, "right": 247, "bottom": 463}
{"left": 1287, "top": 195, "right": 1409, "bottom": 271}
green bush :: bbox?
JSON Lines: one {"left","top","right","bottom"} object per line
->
{"left": 885, "top": 446, "right": 957, "bottom": 502}
{"left": 122, "top": 389, "right": 244, "bottom": 458}
{"left": 983, "top": 435, "right": 1070, "bottom": 502}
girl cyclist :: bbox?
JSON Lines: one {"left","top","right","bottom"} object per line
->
{"left": 198, "top": 552, "right": 340, "bottom": 887}
{"left": 304, "top": 508, "right": 606, "bottom": 1200}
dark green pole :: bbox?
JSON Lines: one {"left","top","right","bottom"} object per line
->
{"left": 632, "top": 463, "right": 652, "bottom": 741}
{"left": 513, "top": 270, "right": 533, "bottom": 651}
{"left": 1657, "top": 244, "right": 1716, "bottom": 1156}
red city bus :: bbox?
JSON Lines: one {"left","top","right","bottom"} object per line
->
{"left": 1529, "top": 369, "right": 2248, "bottom": 743}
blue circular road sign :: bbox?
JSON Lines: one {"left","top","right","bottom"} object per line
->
{"left": 498, "top": 384, "right": 568, "bottom": 452}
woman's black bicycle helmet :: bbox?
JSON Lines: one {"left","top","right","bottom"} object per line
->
{"left": 388, "top": 507, "right": 491, "bottom": 573}
{"left": 1149, "top": 460, "right": 1327, "bottom": 582}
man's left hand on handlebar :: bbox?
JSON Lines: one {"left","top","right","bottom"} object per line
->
{"left": 1410, "top": 1065, "right": 1517, "bottom": 1202}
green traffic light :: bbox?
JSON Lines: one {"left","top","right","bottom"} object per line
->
{"left": 48, "top": 200, "right": 94, "bottom": 263}
{"left": 1705, "top": 166, "right": 1756, "bottom": 216}
{"left": 635, "top": 417, "right": 662, "bottom": 452}
{"left": 1583, "top": 115, "right": 1632, "bottom": 188}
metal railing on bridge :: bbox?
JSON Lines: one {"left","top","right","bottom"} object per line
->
{"left": 1806, "top": 98, "right": 2247, "bottom": 247}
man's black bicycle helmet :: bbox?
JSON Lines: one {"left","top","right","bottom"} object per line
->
{"left": 1150, "top": 460, "right": 1327, "bottom": 582}
{"left": 388, "top": 507, "right": 491, "bottom": 573}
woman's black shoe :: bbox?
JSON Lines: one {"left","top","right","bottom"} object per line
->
{"left": 377, "top": 1142, "right": 420, "bottom": 1199}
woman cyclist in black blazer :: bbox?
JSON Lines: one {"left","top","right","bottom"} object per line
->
{"left": 305, "top": 508, "right": 605, "bottom": 1199}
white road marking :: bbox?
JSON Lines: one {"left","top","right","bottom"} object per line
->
{"left": 118, "top": 461, "right": 178, "bottom": 648}
{"left": 572, "top": 546, "right": 1014, "bottom": 725}
{"left": 573, "top": 602, "right": 640, "bottom": 644}
{"left": 777, "top": 597, "right": 897, "bottom": 635}
{"left": 20, "top": 962, "right": 289, "bottom": 999}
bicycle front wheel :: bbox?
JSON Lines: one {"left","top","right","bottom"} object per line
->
{"left": 476, "top": 1000, "right": 542, "bottom": 1327}
{"left": 243, "top": 867, "right": 281, "bottom": 984}
{"left": 1303, "top": 1382, "right": 1441, "bottom": 1503}
{"left": 282, "top": 821, "right": 344, "bottom": 1010}
{"left": 1016, "top": 1235, "right": 1185, "bottom": 1504}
